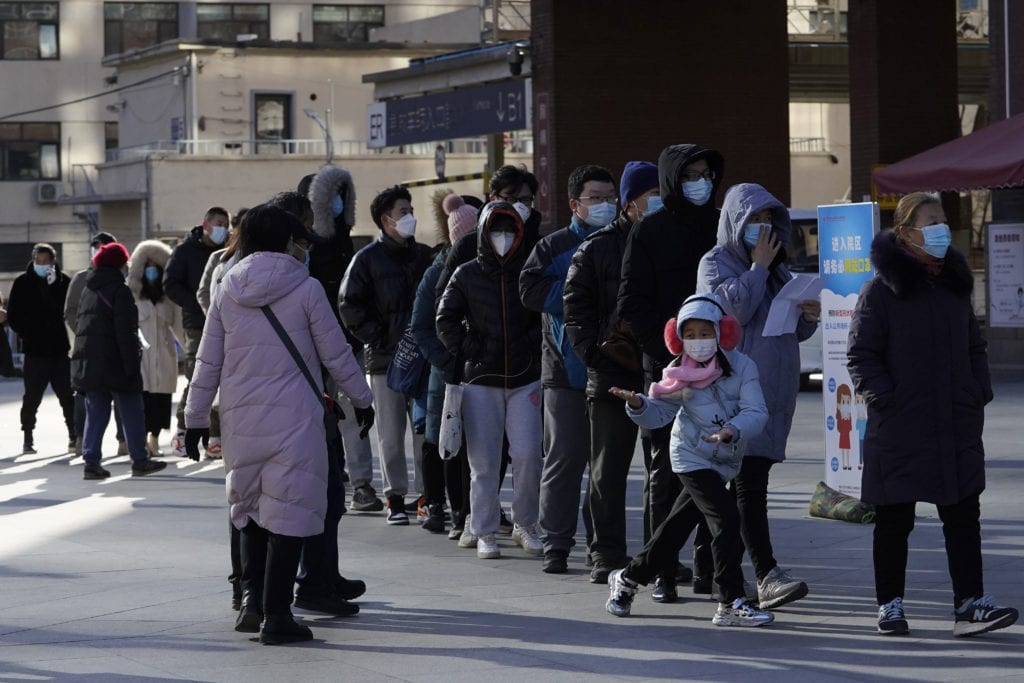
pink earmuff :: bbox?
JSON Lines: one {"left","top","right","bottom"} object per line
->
{"left": 719, "top": 315, "right": 741, "bottom": 350}
{"left": 663, "top": 317, "right": 684, "bottom": 356}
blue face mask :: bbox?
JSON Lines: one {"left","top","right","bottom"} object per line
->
{"left": 914, "top": 223, "right": 952, "bottom": 259}
{"left": 210, "top": 225, "right": 229, "bottom": 245}
{"left": 33, "top": 264, "right": 51, "bottom": 278}
{"left": 331, "top": 195, "right": 344, "bottom": 218}
{"left": 682, "top": 178, "right": 712, "bottom": 206}
{"left": 144, "top": 265, "right": 161, "bottom": 283}
{"left": 303, "top": 248, "right": 311, "bottom": 269}
{"left": 643, "top": 195, "right": 663, "bottom": 216}
{"left": 581, "top": 201, "right": 616, "bottom": 229}
{"left": 743, "top": 223, "right": 771, "bottom": 248}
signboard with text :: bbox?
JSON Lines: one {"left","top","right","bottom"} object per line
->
{"left": 987, "top": 223, "right": 1024, "bottom": 328}
{"left": 367, "top": 79, "right": 532, "bottom": 148}
{"left": 818, "top": 202, "right": 879, "bottom": 498}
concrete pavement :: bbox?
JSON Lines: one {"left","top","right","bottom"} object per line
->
{"left": 0, "top": 376, "right": 1022, "bottom": 682}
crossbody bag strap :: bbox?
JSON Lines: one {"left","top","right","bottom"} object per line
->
{"left": 260, "top": 304, "right": 323, "bottom": 406}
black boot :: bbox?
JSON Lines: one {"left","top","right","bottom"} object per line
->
{"left": 651, "top": 576, "right": 678, "bottom": 603}
{"left": 235, "top": 589, "right": 262, "bottom": 633}
{"left": 335, "top": 576, "right": 366, "bottom": 601}
{"left": 422, "top": 504, "right": 446, "bottom": 533}
{"left": 260, "top": 613, "right": 313, "bottom": 645}
{"left": 231, "top": 579, "right": 242, "bottom": 611}
{"left": 23, "top": 430, "right": 36, "bottom": 455}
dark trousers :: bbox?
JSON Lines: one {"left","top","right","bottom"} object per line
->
{"left": 83, "top": 389, "right": 148, "bottom": 465}
{"left": 20, "top": 353, "right": 74, "bottom": 435}
{"left": 176, "top": 328, "right": 219, "bottom": 435}
{"left": 296, "top": 426, "right": 346, "bottom": 598}
{"left": 0, "top": 325, "right": 16, "bottom": 376}
{"left": 587, "top": 396, "right": 637, "bottom": 566}
{"left": 873, "top": 494, "right": 983, "bottom": 608}
{"left": 626, "top": 470, "right": 746, "bottom": 603}
{"left": 75, "top": 391, "right": 123, "bottom": 443}
{"left": 240, "top": 520, "right": 304, "bottom": 616}
{"left": 539, "top": 386, "right": 593, "bottom": 553}
{"left": 644, "top": 422, "right": 682, "bottom": 574}
{"left": 422, "top": 440, "right": 465, "bottom": 513}
{"left": 733, "top": 455, "right": 777, "bottom": 581}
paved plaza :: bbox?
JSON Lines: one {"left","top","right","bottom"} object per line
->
{"left": 0, "top": 376, "right": 1021, "bottom": 682}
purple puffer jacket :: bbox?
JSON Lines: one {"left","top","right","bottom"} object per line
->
{"left": 185, "top": 251, "right": 372, "bottom": 537}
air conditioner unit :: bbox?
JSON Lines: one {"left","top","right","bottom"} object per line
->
{"left": 36, "top": 181, "right": 61, "bottom": 204}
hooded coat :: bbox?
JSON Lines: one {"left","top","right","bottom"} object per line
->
{"left": 307, "top": 166, "right": 357, "bottom": 332}
{"left": 185, "top": 251, "right": 373, "bottom": 537}
{"left": 618, "top": 144, "right": 724, "bottom": 378}
{"left": 128, "top": 240, "right": 180, "bottom": 395}
{"left": 164, "top": 226, "right": 217, "bottom": 330}
{"left": 847, "top": 231, "right": 990, "bottom": 506}
{"left": 7, "top": 261, "right": 71, "bottom": 357}
{"left": 437, "top": 203, "right": 542, "bottom": 389}
{"left": 71, "top": 266, "right": 142, "bottom": 393}
{"left": 696, "top": 183, "right": 817, "bottom": 461}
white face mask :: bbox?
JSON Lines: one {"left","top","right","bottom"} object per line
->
{"left": 839, "top": 403, "right": 852, "bottom": 419}
{"left": 490, "top": 232, "right": 515, "bottom": 257}
{"left": 682, "top": 338, "right": 718, "bottom": 363}
{"left": 513, "top": 202, "right": 531, "bottom": 223}
{"left": 392, "top": 213, "right": 417, "bottom": 238}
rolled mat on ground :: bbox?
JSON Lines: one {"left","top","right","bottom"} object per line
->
{"left": 809, "top": 481, "right": 876, "bottom": 524}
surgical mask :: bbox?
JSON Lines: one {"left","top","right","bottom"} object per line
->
{"left": 392, "top": 213, "right": 417, "bottom": 238}
{"left": 581, "top": 201, "right": 616, "bottom": 228}
{"left": 33, "top": 264, "right": 52, "bottom": 278}
{"left": 490, "top": 231, "right": 516, "bottom": 258}
{"left": 913, "top": 223, "right": 952, "bottom": 259}
{"left": 144, "top": 266, "right": 160, "bottom": 283}
{"left": 642, "top": 195, "right": 663, "bottom": 216}
{"left": 210, "top": 225, "right": 229, "bottom": 245}
{"left": 682, "top": 338, "right": 718, "bottom": 363}
{"left": 839, "top": 403, "right": 852, "bottom": 419}
{"left": 743, "top": 223, "right": 771, "bottom": 248}
{"left": 513, "top": 202, "right": 531, "bottom": 223}
{"left": 331, "top": 195, "right": 344, "bottom": 218}
{"left": 682, "top": 178, "right": 712, "bottom": 206}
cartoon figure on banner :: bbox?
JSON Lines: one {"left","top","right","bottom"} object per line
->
{"left": 835, "top": 383, "right": 853, "bottom": 471}
{"left": 1016, "top": 286, "right": 1024, "bottom": 319}
{"left": 854, "top": 393, "right": 867, "bottom": 470}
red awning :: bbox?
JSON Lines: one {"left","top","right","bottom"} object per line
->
{"left": 873, "top": 112, "right": 1024, "bottom": 194}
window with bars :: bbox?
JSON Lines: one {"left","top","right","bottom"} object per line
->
{"left": 0, "top": 2, "right": 58, "bottom": 59}
{"left": 103, "top": 2, "right": 178, "bottom": 56}
{"left": 197, "top": 3, "right": 269, "bottom": 41}
{"left": 0, "top": 122, "right": 60, "bottom": 180}
{"left": 313, "top": 5, "right": 384, "bottom": 43}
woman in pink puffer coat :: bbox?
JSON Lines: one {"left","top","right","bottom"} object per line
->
{"left": 185, "top": 204, "right": 373, "bottom": 645}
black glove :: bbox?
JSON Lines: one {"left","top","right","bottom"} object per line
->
{"left": 184, "top": 427, "right": 209, "bottom": 462}
{"left": 353, "top": 405, "right": 375, "bottom": 439}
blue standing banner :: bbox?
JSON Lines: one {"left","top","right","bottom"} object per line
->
{"left": 817, "top": 202, "right": 880, "bottom": 498}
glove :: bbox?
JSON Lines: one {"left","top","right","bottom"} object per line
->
{"left": 184, "top": 427, "right": 209, "bottom": 462}
{"left": 353, "top": 405, "right": 375, "bottom": 440}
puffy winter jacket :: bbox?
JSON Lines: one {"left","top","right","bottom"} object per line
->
{"left": 164, "top": 226, "right": 217, "bottom": 330}
{"left": 410, "top": 252, "right": 455, "bottom": 444}
{"left": 8, "top": 262, "right": 71, "bottom": 357}
{"left": 128, "top": 240, "right": 180, "bottom": 395}
{"left": 71, "top": 266, "right": 143, "bottom": 393}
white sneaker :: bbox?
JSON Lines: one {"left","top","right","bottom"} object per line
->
{"left": 511, "top": 523, "right": 543, "bottom": 556}
{"left": 457, "top": 517, "right": 478, "bottom": 549}
{"left": 171, "top": 430, "right": 187, "bottom": 457}
{"left": 757, "top": 566, "right": 808, "bottom": 609}
{"left": 713, "top": 598, "right": 775, "bottom": 627}
{"left": 205, "top": 437, "right": 222, "bottom": 459}
{"left": 477, "top": 534, "right": 500, "bottom": 559}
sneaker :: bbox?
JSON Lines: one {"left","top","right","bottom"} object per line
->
{"left": 22, "top": 434, "right": 36, "bottom": 455}
{"left": 67, "top": 438, "right": 76, "bottom": 453}
{"left": 74, "top": 436, "right": 83, "bottom": 457}
{"left": 953, "top": 594, "right": 1018, "bottom": 637}
{"left": 83, "top": 463, "right": 111, "bottom": 480}
{"left": 422, "top": 504, "right": 446, "bottom": 533}
{"left": 877, "top": 597, "right": 910, "bottom": 635}
{"left": 117, "top": 439, "right": 128, "bottom": 456}
{"left": 712, "top": 580, "right": 759, "bottom": 603}
{"left": 477, "top": 533, "right": 501, "bottom": 559}
{"left": 652, "top": 576, "right": 678, "bottom": 603}
{"left": 205, "top": 437, "right": 222, "bottom": 459}
{"left": 405, "top": 495, "right": 425, "bottom": 514}
{"left": 351, "top": 485, "right": 385, "bottom": 512}
{"left": 511, "top": 523, "right": 543, "bottom": 556}
{"left": 335, "top": 576, "right": 367, "bottom": 601}
{"left": 448, "top": 511, "right": 465, "bottom": 540}
{"left": 416, "top": 497, "right": 429, "bottom": 524}
{"left": 542, "top": 549, "right": 568, "bottom": 574}
{"left": 606, "top": 569, "right": 638, "bottom": 617}
{"left": 713, "top": 598, "right": 775, "bottom": 627}
{"left": 590, "top": 557, "right": 631, "bottom": 585}
{"left": 171, "top": 430, "right": 187, "bottom": 457}
{"left": 757, "top": 566, "right": 809, "bottom": 609}
{"left": 457, "top": 522, "right": 478, "bottom": 548}
{"left": 497, "top": 508, "right": 513, "bottom": 534}
{"left": 131, "top": 459, "right": 167, "bottom": 476}
{"left": 386, "top": 496, "right": 409, "bottom": 526}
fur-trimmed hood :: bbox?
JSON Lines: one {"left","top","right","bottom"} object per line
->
{"left": 870, "top": 229, "right": 973, "bottom": 298}
{"left": 128, "top": 239, "right": 172, "bottom": 298}
{"left": 308, "top": 165, "right": 356, "bottom": 240}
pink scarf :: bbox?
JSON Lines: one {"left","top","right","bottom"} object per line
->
{"left": 649, "top": 355, "right": 723, "bottom": 400}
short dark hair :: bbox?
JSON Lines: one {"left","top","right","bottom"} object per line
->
{"left": 32, "top": 242, "right": 56, "bottom": 259}
{"left": 490, "top": 164, "right": 538, "bottom": 198}
{"left": 370, "top": 185, "right": 412, "bottom": 230}
{"left": 236, "top": 204, "right": 301, "bottom": 257}
{"left": 267, "top": 192, "right": 310, "bottom": 221}
{"left": 204, "top": 206, "right": 229, "bottom": 223}
{"left": 567, "top": 165, "right": 614, "bottom": 200}
{"left": 231, "top": 207, "right": 249, "bottom": 229}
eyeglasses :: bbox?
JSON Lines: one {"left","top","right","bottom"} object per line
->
{"left": 577, "top": 195, "right": 618, "bottom": 206}
{"left": 498, "top": 193, "right": 534, "bottom": 206}
{"left": 681, "top": 170, "right": 715, "bottom": 182}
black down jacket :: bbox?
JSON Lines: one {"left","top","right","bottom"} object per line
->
{"left": 338, "top": 234, "right": 433, "bottom": 374}
{"left": 71, "top": 266, "right": 143, "bottom": 393}
{"left": 564, "top": 213, "right": 644, "bottom": 398}
{"left": 618, "top": 143, "right": 724, "bottom": 380}
{"left": 437, "top": 202, "right": 541, "bottom": 389}
{"left": 164, "top": 226, "right": 217, "bottom": 330}
{"left": 6, "top": 262, "right": 70, "bottom": 357}
{"left": 847, "top": 231, "right": 991, "bottom": 507}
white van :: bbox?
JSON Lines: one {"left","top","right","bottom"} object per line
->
{"left": 787, "top": 208, "right": 822, "bottom": 388}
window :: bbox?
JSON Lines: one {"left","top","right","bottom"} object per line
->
{"left": 105, "top": 122, "right": 119, "bottom": 151}
{"left": 197, "top": 3, "right": 269, "bottom": 41}
{"left": 0, "top": 122, "right": 60, "bottom": 180}
{"left": 253, "top": 93, "right": 291, "bottom": 153}
{"left": 104, "top": 2, "right": 178, "bottom": 56}
{"left": 0, "top": 2, "right": 58, "bottom": 59}
{"left": 313, "top": 5, "right": 384, "bottom": 43}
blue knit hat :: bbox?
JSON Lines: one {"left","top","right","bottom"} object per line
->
{"left": 619, "top": 161, "right": 659, "bottom": 208}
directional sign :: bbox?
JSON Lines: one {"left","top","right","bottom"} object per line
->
{"left": 367, "top": 79, "right": 532, "bottom": 149}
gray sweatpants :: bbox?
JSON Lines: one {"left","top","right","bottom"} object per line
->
{"left": 539, "top": 386, "right": 592, "bottom": 553}
{"left": 462, "top": 381, "right": 542, "bottom": 537}
{"left": 369, "top": 374, "right": 423, "bottom": 500}
{"left": 337, "top": 351, "right": 374, "bottom": 490}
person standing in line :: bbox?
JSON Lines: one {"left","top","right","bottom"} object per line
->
{"left": 128, "top": 240, "right": 180, "bottom": 458}
{"left": 0, "top": 289, "right": 17, "bottom": 378}
{"left": 197, "top": 208, "right": 247, "bottom": 316}
{"left": 71, "top": 243, "right": 167, "bottom": 479}
{"left": 7, "top": 243, "right": 75, "bottom": 455}
{"left": 339, "top": 185, "right": 433, "bottom": 525}
{"left": 848, "top": 191, "right": 1018, "bottom": 638}
{"left": 564, "top": 161, "right": 659, "bottom": 583}
{"left": 696, "top": 182, "right": 812, "bottom": 610}
{"left": 164, "top": 206, "right": 230, "bottom": 458}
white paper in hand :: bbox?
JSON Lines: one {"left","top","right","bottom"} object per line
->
{"left": 762, "top": 274, "right": 823, "bottom": 336}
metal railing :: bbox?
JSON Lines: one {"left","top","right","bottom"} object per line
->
{"left": 788, "top": 1, "right": 988, "bottom": 43}
{"left": 481, "top": 0, "right": 530, "bottom": 42}
{"left": 790, "top": 137, "right": 828, "bottom": 153}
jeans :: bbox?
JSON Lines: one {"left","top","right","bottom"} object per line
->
{"left": 586, "top": 396, "right": 637, "bottom": 566}
{"left": 75, "top": 391, "right": 123, "bottom": 443}
{"left": 176, "top": 328, "right": 219, "bottom": 435}
{"left": 539, "top": 386, "right": 593, "bottom": 553}
{"left": 83, "top": 389, "right": 149, "bottom": 465}
{"left": 21, "top": 353, "right": 74, "bottom": 435}
{"left": 874, "top": 494, "right": 984, "bottom": 607}
{"left": 240, "top": 520, "right": 304, "bottom": 616}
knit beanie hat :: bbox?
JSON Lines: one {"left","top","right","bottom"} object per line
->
{"left": 619, "top": 161, "right": 659, "bottom": 208}
{"left": 444, "top": 193, "right": 478, "bottom": 243}
{"left": 93, "top": 242, "right": 130, "bottom": 269}
{"left": 663, "top": 292, "right": 741, "bottom": 355}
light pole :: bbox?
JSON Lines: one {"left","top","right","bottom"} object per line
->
{"left": 304, "top": 108, "right": 334, "bottom": 165}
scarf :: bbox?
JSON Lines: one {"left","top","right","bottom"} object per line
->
{"left": 649, "top": 354, "right": 723, "bottom": 401}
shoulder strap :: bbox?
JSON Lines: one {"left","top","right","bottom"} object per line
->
{"left": 260, "top": 305, "right": 323, "bottom": 406}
